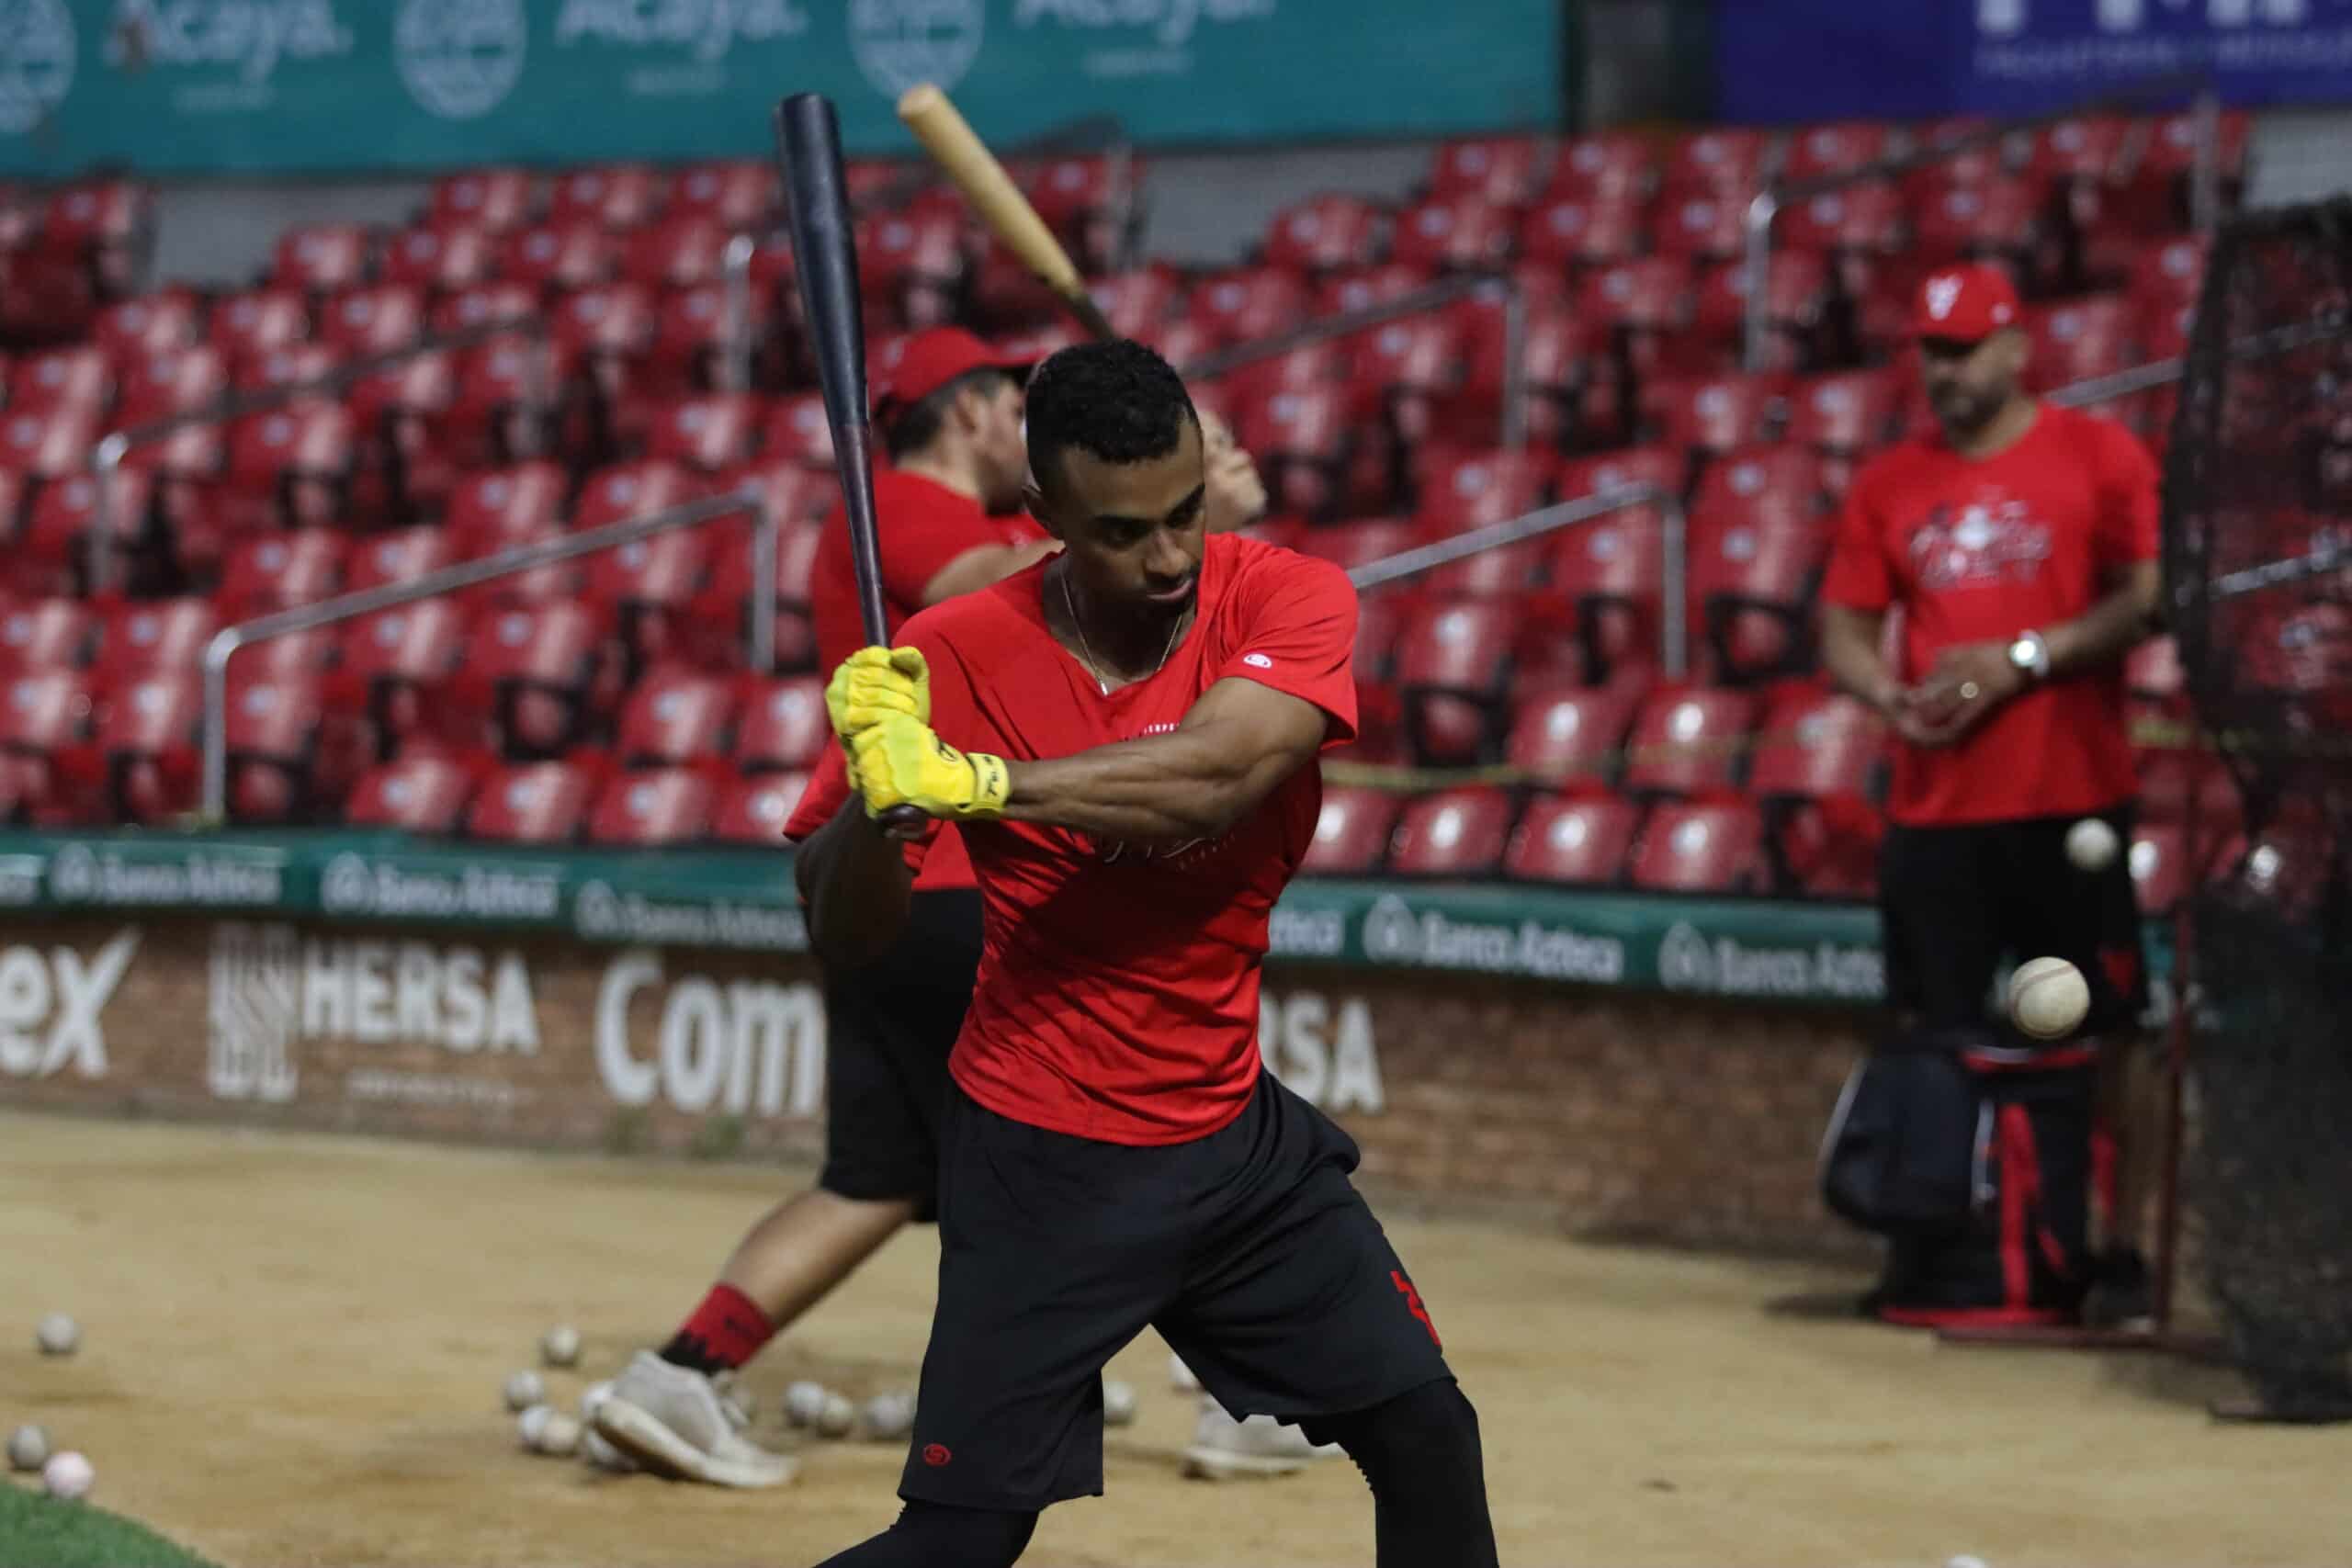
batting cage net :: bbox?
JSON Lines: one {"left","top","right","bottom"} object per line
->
{"left": 2165, "top": 196, "right": 2352, "bottom": 1421}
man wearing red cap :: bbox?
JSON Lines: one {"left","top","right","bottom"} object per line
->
{"left": 592, "top": 329, "right": 1275, "bottom": 1486}
{"left": 1821, "top": 263, "right": 2164, "bottom": 1318}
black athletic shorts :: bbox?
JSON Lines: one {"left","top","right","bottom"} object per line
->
{"left": 1879, "top": 807, "right": 2148, "bottom": 1039}
{"left": 898, "top": 1070, "right": 1454, "bottom": 1511}
{"left": 816, "top": 888, "right": 980, "bottom": 1221}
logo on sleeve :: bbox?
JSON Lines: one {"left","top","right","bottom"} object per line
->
{"left": 1242, "top": 652, "right": 1273, "bottom": 669}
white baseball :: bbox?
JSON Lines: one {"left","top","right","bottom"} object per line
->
{"left": 2064, "top": 817, "right": 2120, "bottom": 872}
{"left": 816, "top": 1393, "right": 856, "bottom": 1438}
{"left": 863, "top": 1392, "right": 916, "bottom": 1442}
{"left": 503, "top": 1370, "right": 547, "bottom": 1413}
{"left": 540, "top": 1325, "right": 582, "bottom": 1369}
{"left": 41, "top": 1450, "right": 94, "bottom": 1501}
{"left": 579, "top": 1379, "right": 615, "bottom": 1423}
{"left": 2009, "top": 956, "right": 2090, "bottom": 1040}
{"left": 517, "top": 1404, "right": 556, "bottom": 1449}
{"left": 784, "top": 1381, "right": 829, "bottom": 1428}
{"left": 534, "top": 1412, "right": 582, "bottom": 1458}
{"left": 7, "top": 1424, "right": 48, "bottom": 1472}
{"left": 1102, "top": 1378, "right": 1138, "bottom": 1427}
{"left": 1947, "top": 1556, "right": 1991, "bottom": 1568}
{"left": 1169, "top": 1353, "right": 1201, "bottom": 1393}
{"left": 36, "top": 1313, "right": 78, "bottom": 1357}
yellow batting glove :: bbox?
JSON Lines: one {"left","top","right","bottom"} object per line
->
{"left": 848, "top": 714, "right": 1011, "bottom": 822}
{"left": 824, "top": 646, "right": 929, "bottom": 742}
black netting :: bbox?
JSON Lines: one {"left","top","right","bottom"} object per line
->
{"left": 2165, "top": 197, "right": 2352, "bottom": 1417}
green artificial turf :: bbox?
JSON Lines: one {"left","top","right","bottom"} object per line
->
{"left": 0, "top": 1477, "right": 221, "bottom": 1568}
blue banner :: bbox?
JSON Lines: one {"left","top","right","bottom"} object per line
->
{"left": 1717, "top": 0, "right": 2352, "bottom": 123}
{"left": 0, "top": 0, "right": 1566, "bottom": 178}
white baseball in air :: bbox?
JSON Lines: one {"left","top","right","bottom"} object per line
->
{"left": 1102, "top": 1378, "right": 1138, "bottom": 1427}
{"left": 2064, "top": 817, "right": 2120, "bottom": 872}
{"left": 2009, "top": 957, "right": 2090, "bottom": 1040}
{"left": 7, "top": 1424, "right": 49, "bottom": 1472}
{"left": 503, "top": 1370, "right": 547, "bottom": 1413}
{"left": 784, "top": 1381, "right": 829, "bottom": 1428}
{"left": 41, "top": 1450, "right": 94, "bottom": 1501}
{"left": 36, "top": 1313, "right": 79, "bottom": 1357}
{"left": 540, "top": 1325, "right": 582, "bottom": 1369}
{"left": 816, "top": 1393, "right": 856, "bottom": 1439}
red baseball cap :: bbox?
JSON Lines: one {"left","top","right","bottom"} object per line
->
{"left": 871, "top": 328, "right": 1032, "bottom": 423}
{"left": 1912, "top": 264, "right": 2022, "bottom": 344}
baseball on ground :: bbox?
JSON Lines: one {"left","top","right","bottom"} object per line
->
{"left": 540, "top": 1325, "right": 581, "bottom": 1368}
{"left": 533, "top": 1412, "right": 582, "bottom": 1458}
{"left": 816, "top": 1393, "right": 856, "bottom": 1438}
{"left": 784, "top": 1381, "right": 829, "bottom": 1427}
{"left": 516, "top": 1404, "right": 556, "bottom": 1450}
{"left": 35, "top": 1313, "right": 78, "bottom": 1357}
{"left": 1102, "top": 1378, "right": 1138, "bottom": 1427}
{"left": 41, "top": 1450, "right": 94, "bottom": 1501}
{"left": 2009, "top": 956, "right": 2090, "bottom": 1040}
{"left": 863, "top": 1392, "right": 916, "bottom": 1442}
{"left": 7, "top": 1424, "right": 48, "bottom": 1472}
{"left": 503, "top": 1370, "right": 547, "bottom": 1413}
{"left": 579, "top": 1379, "right": 615, "bottom": 1423}
{"left": 2064, "top": 818, "right": 2120, "bottom": 872}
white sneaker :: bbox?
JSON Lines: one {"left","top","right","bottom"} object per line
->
{"left": 591, "top": 1351, "right": 798, "bottom": 1488}
{"left": 1170, "top": 1353, "right": 1202, "bottom": 1393}
{"left": 1182, "top": 1399, "right": 1343, "bottom": 1481}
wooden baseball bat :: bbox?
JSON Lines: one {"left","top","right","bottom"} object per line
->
{"left": 896, "top": 83, "right": 1118, "bottom": 342}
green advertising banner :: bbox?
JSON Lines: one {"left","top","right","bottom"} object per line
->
{"left": 0, "top": 829, "right": 2179, "bottom": 1017}
{"left": 0, "top": 1, "right": 1566, "bottom": 177}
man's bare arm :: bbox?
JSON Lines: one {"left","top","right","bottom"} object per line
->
{"left": 1821, "top": 604, "right": 1900, "bottom": 716}
{"left": 921, "top": 538, "right": 1062, "bottom": 606}
{"left": 2045, "top": 558, "right": 2162, "bottom": 676}
{"left": 1001, "top": 678, "right": 1329, "bottom": 841}
{"left": 794, "top": 797, "right": 916, "bottom": 966}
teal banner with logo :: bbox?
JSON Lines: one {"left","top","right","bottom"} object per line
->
{"left": 0, "top": 1, "right": 1566, "bottom": 177}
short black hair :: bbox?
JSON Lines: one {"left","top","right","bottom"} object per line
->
{"left": 882, "top": 367, "right": 1018, "bottom": 464}
{"left": 1023, "top": 339, "right": 1196, "bottom": 496}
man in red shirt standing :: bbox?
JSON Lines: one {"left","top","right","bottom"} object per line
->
{"left": 593, "top": 329, "right": 1283, "bottom": 1486}
{"left": 792, "top": 340, "right": 1498, "bottom": 1568}
{"left": 1821, "top": 264, "right": 2164, "bottom": 1308}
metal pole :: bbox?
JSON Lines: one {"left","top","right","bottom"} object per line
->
{"left": 1740, "top": 189, "right": 1779, "bottom": 375}
{"left": 721, "top": 233, "right": 755, "bottom": 393}
{"left": 1659, "top": 494, "right": 1689, "bottom": 682}
{"left": 1180, "top": 275, "right": 1496, "bottom": 383}
{"left": 86, "top": 432, "right": 129, "bottom": 597}
{"left": 1497, "top": 277, "right": 1529, "bottom": 453}
{"left": 199, "top": 491, "right": 763, "bottom": 822}
{"left": 749, "top": 489, "right": 777, "bottom": 675}
{"left": 2189, "top": 89, "right": 2222, "bottom": 235}
{"left": 1344, "top": 484, "right": 1669, "bottom": 592}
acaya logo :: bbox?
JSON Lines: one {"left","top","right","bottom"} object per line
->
{"left": 1258, "top": 989, "right": 1382, "bottom": 1113}
{"left": 0, "top": 0, "right": 74, "bottom": 136}
{"left": 594, "top": 950, "right": 824, "bottom": 1118}
{"left": 1013, "top": 0, "right": 1275, "bottom": 47}
{"left": 395, "top": 0, "right": 528, "bottom": 120}
{"left": 850, "top": 0, "right": 984, "bottom": 96}
{"left": 554, "top": 0, "right": 810, "bottom": 63}
{"left": 108, "top": 1, "right": 355, "bottom": 83}
{"left": 0, "top": 930, "right": 138, "bottom": 1081}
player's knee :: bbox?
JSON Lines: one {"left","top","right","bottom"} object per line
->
{"left": 1329, "top": 1377, "right": 1485, "bottom": 1483}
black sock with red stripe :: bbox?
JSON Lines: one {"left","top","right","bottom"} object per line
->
{"left": 659, "top": 1283, "right": 775, "bottom": 1374}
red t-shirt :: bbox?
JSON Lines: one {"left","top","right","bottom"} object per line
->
{"left": 1822, "top": 404, "right": 2159, "bottom": 826}
{"left": 802, "top": 468, "right": 1045, "bottom": 891}
{"left": 786, "top": 533, "right": 1359, "bottom": 1145}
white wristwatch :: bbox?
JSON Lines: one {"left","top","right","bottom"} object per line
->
{"left": 2007, "top": 629, "right": 2051, "bottom": 682}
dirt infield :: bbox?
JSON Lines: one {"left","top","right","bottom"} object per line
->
{"left": 3, "top": 1111, "right": 2345, "bottom": 1568}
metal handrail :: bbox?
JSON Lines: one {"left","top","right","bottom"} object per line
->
{"left": 1742, "top": 81, "right": 2223, "bottom": 371}
{"left": 1179, "top": 273, "right": 1529, "bottom": 452}
{"left": 89, "top": 310, "right": 551, "bottom": 593}
{"left": 198, "top": 490, "right": 775, "bottom": 823}
{"left": 1345, "top": 483, "right": 1688, "bottom": 680}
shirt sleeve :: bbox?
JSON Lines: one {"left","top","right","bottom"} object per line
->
{"left": 779, "top": 727, "right": 937, "bottom": 875}
{"left": 1218, "top": 553, "right": 1360, "bottom": 746}
{"left": 873, "top": 495, "right": 1016, "bottom": 615}
{"left": 1820, "top": 466, "right": 1894, "bottom": 612}
{"left": 2092, "top": 419, "right": 2162, "bottom": 569}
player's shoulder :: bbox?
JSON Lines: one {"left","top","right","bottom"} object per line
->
{"left": 2041, "top": 401, "right": 2157, "bottom": 476}
{"left": 895, "top": 555, "right": 1047, "bottom": 652}
{"left": 1848, "top": 431, "right": 1945, "bottom": 500}
{"left": 1210, "top": 530, "right": 1354, "bottom": 604}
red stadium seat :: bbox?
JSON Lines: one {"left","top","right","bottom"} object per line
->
{"left": 345, "top": 755, "right": 477, "bottom": 833}
{"left": 549, "top": 164, "right": 661, "bottom": 231}
{"left": 1691, "top": 253, "right": 1829, "bottom": 361}
{"left": 1505, "top": 682, "right": 1639, "bottom": 794}
{"left": 0, "top": 405, "right": 96, "bottom": 479}
{"left": 2142, "top": 109, "right": 2250, "bottom": 186}
{"left": 548, "top": 282, "right": 656, "bottom": 393}
{"left": 645, "top": 392, "right": 759, "bottom": 473}
{"left": 1782, "top": 122, "right": 1896, "bottom": 182}
{"left": 1579, "top": 256, "right": 1693, "bottom": 336}
{"left": 434, "top": 280, "right": 539, "bottom": 337}
{"left": 1786, "top": 367, "right": 1905, "bottom": 458}
{"left": 1773, "top": 794, "right": 1884, "bottom": 899}
{"left": 616, "top": 669, "right": 737, "bottom": 764}
{"left": 2021, "top": 116, "right": 2132, "bottom": 186}
{"left": 469, "top": 761, "right": 594, "bottom": 843}
{"left": 1518, "top": 194, "right": 1646, "bottom": 271}
{"left": 429, "top": 169, "right": 534, "bottom": 233}
{"left": 334, "top": 598, "right": 467, "bottom": 755}
{"left": 1234, "top": 383, "right": 1353, "bottom": 518}
{"left": 1394, "top": 598, "right": 1521, "bottom": 763}
{"left": 1778, "top": 182, "right": 1905, "bottom": 268}
{"left": 1263, "top": 194, "right": 1390, "bottom": 274}
{"left": 1188, "top": 266, "right": 1310, "bottom": 344}
{"left": 1690, "top": 518, "right": 1826, "bottom": 681}
{"left": 446, "top": 461, "right": 567, "bottom": 557}
{"left": 572, "top": 458, "right": 699, "bottom": 533}
{"left": 94, "top": 598, "right": 217, "bottom": 690}
{"left": 1544, "top": 512, "right": 1664, "bottom": 677}
{"left": 1663, "top": 128, "right": 1773, "bottom": 195}
{"left": 1557, "top": 445, "right": 1687, "bottom": 506}
{"left": 1293, "top": 516, "right": 1416, "bottom": 578}
{"left": 1506, "top": 795, "right": 1641, "bottom": 885}
{"left": 735, "top": 676, "right": 829, "bottom": 773}
{"left": 273, "top": 223, "right": 372, "bottom": 294}
{"left": 503, "top": 222, "right": 617, "bottom": 291}
{"left": 99, "top": 671, "right": 203, "bottom": 823}
{"left": 2027, "top": 294, "right": 2135, "bottom": 392}
{"left": 1747, "top": 682, "right": 1883, "bottom": 801}
{"left": 219, "top": 670, "right": 338, "bottom": 822}
{"left": 2131, "top": 234, "right": 2208, "bottom": 314}
{"left": 380, "top": 223, "right": 495, "bottom": 291}
{"left": 221, "top": 400, "right": 355, "bottom": 530}
{"left": 668, "top": 161, "right": 775, "bottom": 229}
{"left": 589, "top": 767, "right": 717, "bottom": 847}
{"left": 340, "top": 530, "right": 454, "bottom": 602}
{"left": 1315, "top": 262, "right": 1434, "bottom": 320}
{"left": 1086, "top": 267, "right": 1184, "bottom": 340}
{"left": 1631, "top": 801, "right": 1767, "bottom": 892}
{"left": 1547, "top": 133, "right": 1656, "bottom": 201}
{"left": 1452, "top": 300, "right": 1598, "bottom": 449}
{"left": 1689, "top": 446, "right": 1826, "bottom": 532}
{"left": 220, "top": 529, "right": 342, "bottom": 617}
{"left": 1225, "top": 340, "right": 1346, "bottom": 406}
{"left": 1652, "top": 187, "right": 1749, "bottom": 264}
{"left": 1623, "top": 684, "right": 1758, "bottom": 798}
{"left": 712, "top": 770, "right": 808, "bottom": 845}
{"left": 1414, "top": 448, "right": 1552, "bottom": 534}
{"left": 93, "top": 289, "right": 204, "bottom": 362}
{"left": 1389, "top": 195, "right": 1514, "bottom": 273}
{"left": 1643, "top": 372, "right": 1783, "bottom": 457}
{"left": 0, "top": 668, "right": 96, "bottom": 822}
{"left": 762, "top": 392, "right": 838, "bottom": 469}
{"left": 585, "top": 530, "right": 714, "bottom": 670}
{"left": 1387, "top": 787, "right": 1515, "bottom": 877}
{"left": 1431, "top": 136, "right": 1545, "bottom": 206}
{"left": 2126, "top": 636, "right": 2187, "bottom": 705}
{"left": 1301, "top": 787, "right": 1399, "bottom": 876}
{"left": 320, "top": 284, "right": 424, "bottom": 358}
{"left": 646, "top": 282, "right": 755, "bottom": 395}
{"left": 855, "top": 206, "right": 967, "bottom": 319}
{"left": 0, "top": 599, "right": 94, "bottom": 676}
{"left": 234, "top": 341, "right": 344, "bottom": 396}
{"left": 11, "top": 344, "right": 110, "bottom": 414}
{"left": 1407, "top": 518, "right": 1542, "bottom": 599}
{"left": 115, "top": 344, "right": 229, "bottom": 426}
{"left": 622, "top": 215, "right": 729, "bottom": 290}
{"left": 1910, "top": 176, "right": 2041, "bottom": 265}
{"left": 455, "top": 602, "right": 604, "bottom": 755}
{"left": 209, "top": 288, "right": 310, "bottom": 363}
{"left": 19, "top": 470, "right": 150, "bottom": 596}
{"left": 689, "top": 512, "right": 825, "bottom": 672}
{"left": 1345, "top": 315, "right": 1462, "bottom": 440}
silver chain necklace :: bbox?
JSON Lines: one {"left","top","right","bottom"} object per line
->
{"left": 1062, "top": 571, "right": 1185, "bottom": 697}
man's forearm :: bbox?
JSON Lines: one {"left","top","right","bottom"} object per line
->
{"left": 1002, "top": 729, "right": 1303, "bottom": 841}
{"left": 2045, "top": 576, "right": 2160, "bottom": 679}
{"left": 795, "top": 800, "right": 914, "bottom": 966}
{"left": 1820, "top": 606, "right": 1898, "bottom": 714}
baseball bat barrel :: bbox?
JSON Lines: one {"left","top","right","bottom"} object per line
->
{"left": 774, "top": 92, "right": 890, "bottom": 649}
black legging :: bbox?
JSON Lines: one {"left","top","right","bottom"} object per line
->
{"left": 812, "top": 1379, "right": 1498, "bottom": 1568}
